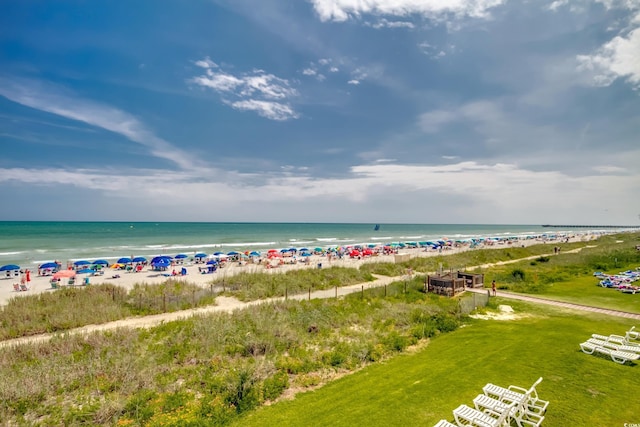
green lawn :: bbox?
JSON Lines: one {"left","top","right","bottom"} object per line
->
{"left": 232, "top": 300, "right": 639, "bottom": 426}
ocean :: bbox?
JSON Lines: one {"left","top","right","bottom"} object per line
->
{"left": 0, "top": 221, "right": 607, "bottom": 269}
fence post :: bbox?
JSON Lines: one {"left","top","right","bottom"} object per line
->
{"left": 308, "top": 287, "right": 311, "bottom": 300}
{"left": 335, "top": 286, "right": 338, "bottom": 298}
{"left": 192, "top": 290, "right": 195, "bottom": 306}
{"left": 361, "top": 285, "right": 364, "bottom": 299}
{"left": 163, "top": 293, "right": 166, "bottom": 312}
{"left": 285, "top": 285, "right": 288, "bottom": 300}
{"left": 384, "top": 284, "right": 387, "bottom": 297}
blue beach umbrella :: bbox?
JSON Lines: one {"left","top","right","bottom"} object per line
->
{"left": 213, "top": 251, "right": 225, "bottom": 256}
{"left": 0, "top": 264, "right": 20, "bottom": 271}
{"left": 117, "top": 257, "right": 133, "bottom": 264}
{"left": 227, "top": 251, "right": 240, "bottom": 256}
{"left": 249, "top": 251, "right": 261, "bottom": 257}
{"left": 93, "top": 260, "right": 110, "bottom": 266}
{"left": 175, "top": 254, "right": 188, "bottom": 259}
{"left": 150, "top": 256, "right": 172, "bottom": 264}
{"left": 206, "top": 259, "right": 219, "bottom": 265}
{"left": 73, "top": 260, "right": 91, "bottom": 267}
{"left": 77, "top": 268, "right": 94, "bottom": 274}
{"left": 132, "top": 256, "right": 147, "bottom": 263}
{"left": 194, "top": 253, "right": 207, "bottom": 259}
{"left": 40, "top": 262, "right": 59, "bottom": 269}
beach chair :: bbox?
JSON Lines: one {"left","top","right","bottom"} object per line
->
{"left": 433, "top": 420, "right": 458, "bottom": 427}
{"left": 482, "top": 377, "right": 548, "bottom": 415}
{"left": 50, "top": 279, "right": 59, "bottom": 289}
{"left": 453, "top": 402, "right": 513, "bottom": 427}
{"left": 474, "top": 394, "right": 545, "bottom": 427}
{"left": 13, "top": 283, "right": 20, "bottom": 292}
{"left": 19, "top": 283, "right": 28, "bottom": 291}
{"left": 68, "top": 277, "right": 76, "bottom": 286}
{"left": 580, "top": 341, "right": 640, "bottom": 364}
{"left": 585, "top": 338, "right": 640, "bottom": 354}
{"left": 592, "top": 333, "right": 640, "bottom": 348}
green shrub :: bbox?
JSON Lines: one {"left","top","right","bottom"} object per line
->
{"left": 262, "top": 372, "right": 289, "bottom": 401}
{"left": 510, "top": 269, "right": 526, "bottom": 281}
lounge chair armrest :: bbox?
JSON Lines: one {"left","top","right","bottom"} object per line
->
{"left": 507, "top": 385, "right": 528, "bottom": 394}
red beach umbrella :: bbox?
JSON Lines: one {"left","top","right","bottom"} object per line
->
{"left": 53, "top": 270, "right": 76, "bottom": 279}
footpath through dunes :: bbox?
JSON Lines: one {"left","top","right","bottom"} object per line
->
{"left": 1, "top": 244, "right": 636, "bottom": 348}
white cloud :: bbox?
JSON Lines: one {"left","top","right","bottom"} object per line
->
{"left": 329, "top": 66, "right": 339, "bottom": 73}
{"left": 227, "top": 99, "right": 300, "bottom": 121}
{"left": 194, "top": 57, "right": 218, "bottom": 69}
{"left": 0, "top": 77, "right": 200, "bottom": 170}
{"left": 190, "top": 59, "right": 299, "bottom": 120}
{"left": 310, "top": 0, "right": 506, "bottom": 23}
{"left": 302, "top": 68, "right": 317, "bottom": 76}
{"left": 367, "top": 18, "right": 416, "bottom": 29}
{"left": 347, "top": 79, "right": 360, "bottom": 85}
{"left": 2, "top": 160, "right": 637, "bottom": 223}
{"left": 418, "top": 109, "right": 457, "bottom": 133}
{"left": 577, "top": 27, "right": 640, "bottom": 88}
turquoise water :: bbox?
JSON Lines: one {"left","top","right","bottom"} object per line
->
{"left": 0, "top": 221, "right": 592, "bottom": 268}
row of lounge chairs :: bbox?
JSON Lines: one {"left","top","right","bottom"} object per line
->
{"left": 434, "top": 377, "right": 548, "bottom": 427}
{"left": 594, "top": 268, "right": 640, "bottom": 293}
{"left": 579, "top": 327, "right": 640, "bottom": 365}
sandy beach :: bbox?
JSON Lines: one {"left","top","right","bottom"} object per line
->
{"left": 0, "top": 233, "right": 599, "bottom": 306}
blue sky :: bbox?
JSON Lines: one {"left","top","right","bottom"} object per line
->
{"left": 1, "top": 0, "right": 639, "bottom": 224}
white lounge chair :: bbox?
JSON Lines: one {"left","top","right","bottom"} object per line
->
{"left": 453, "top": 403, "right": 513, "bottom": 427}
{"left": 586, "top": 338, "right": 640, "bottom": 354}
{"left": 433, "top": 420, "right": 458, "bottom": 427}
{"left": 474, "top": 394, "right": 545, "bottom": 427}
{"left": 482, "top": 377, "right": 548, "bottom": 415}
{"left": 591, "top": 333, "right": 640, "bottom": 348}
{"left": 580, "top": 341, "right": 640, "bottom": 364}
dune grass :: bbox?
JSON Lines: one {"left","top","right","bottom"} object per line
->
{"left": 232, "top": 300, "right": 640, "bottom": 427}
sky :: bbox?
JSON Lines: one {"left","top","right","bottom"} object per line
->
{"left": 0, "top": 0, "right": 639, "bottom": 225}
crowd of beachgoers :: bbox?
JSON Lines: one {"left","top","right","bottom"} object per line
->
{"left": 0, "top": 230, "right": 613, "bottom": 305}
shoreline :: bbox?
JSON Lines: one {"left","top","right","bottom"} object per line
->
{"left": 0, "top": 232, "right": 603, "bottom": 306}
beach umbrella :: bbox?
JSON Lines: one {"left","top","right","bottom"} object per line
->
{"left": 117, "top": 257, "right": 133, "bottom": 264}
{"left": 194, "top": 253, "right": 207, "bottom": 259}
{"left": 314, "top": 247, "right": 323, "bottom": 252}
{"left": 213, "top": 251, "right": 225, "bottom": 256}
{"left": 175, "top": 254, "right": 188, "bottom": 259}
{"left": 227, "top": 251, "right": 240, "bottom": 256}
{"left": 40, "top": 262, "right": 59, "bottom": 269}
{"left": 53, "top": 270, "right": 76, "bottom": 279}
{"left": 280, "top": 248, "right": 289, "bottom": 253}
{"left": 150, "top": 256, "right": 171, "bottom": 264}
{"left": 206, "top": 259, "right": 218, "bottom": 265}
{"left": 298, "top": 248, "right": 309, "bottom": 252}
{"left": 77, "top": 268, "right": 94, "bottom": 274}
{"left": 249, "top": 251, "right": 261, "bottom": 257}
{"left": 73, "top": 260, "right": 91, "bottom": 267}
{"left": 93, "top": 259, "right": 110, "bottom": 266}
{"left": 267, "top": 249, "right": 278, "bottom": 253}
{"left": 0, "top": 264, "right": 20, "bottom": 271}
{"left": 132, "top": 256, "right": 147, "bottom": 263}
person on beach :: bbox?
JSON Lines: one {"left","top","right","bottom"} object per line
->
{"left": 491, "top": 280, "right": 497, "bottom": 296}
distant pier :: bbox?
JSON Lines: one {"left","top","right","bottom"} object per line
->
{"left": 541, "top": 224, "right": 639, "bottom": 229}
